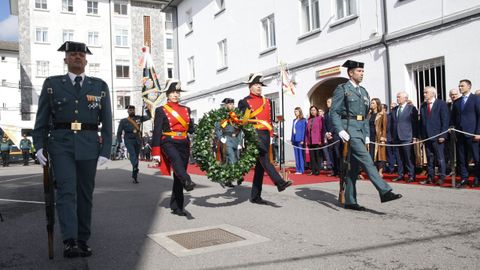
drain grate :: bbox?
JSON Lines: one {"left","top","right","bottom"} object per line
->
{"left": 167, "top": 228, "right": 245, "bottom": 249}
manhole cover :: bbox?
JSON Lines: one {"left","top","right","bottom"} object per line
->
{"left": 148, "top": 224, "right": 270, "bottom": 257}
{"left": 167, "top": 228, "right": 245, "bottom": 249}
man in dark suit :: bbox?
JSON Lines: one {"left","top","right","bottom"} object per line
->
{"left": 450, "top": 79, "right": 480, "bottom": 188}
{"left": 385, "top": 102, "right": 399, "bottom": 174}
{"left": 391, "top": 91, "right": 418, "bottom": 183}
{"left": 33, "top": 41, "right": 112, "bottom": 258}
{"left": 238, "top": 73, "right": 292, "bottom": 205}
{"left": 419, "top": 86, "right": 449, "bottom": 185}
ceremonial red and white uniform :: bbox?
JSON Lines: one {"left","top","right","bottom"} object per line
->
{"left": 152, "top": 101, "right": 194, "bottom": 212}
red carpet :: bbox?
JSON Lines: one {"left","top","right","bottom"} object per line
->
{"left": 147, "top": 162, "right": 480, "bottom": 190}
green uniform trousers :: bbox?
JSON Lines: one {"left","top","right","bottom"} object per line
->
{"left": 345, "top": 137, "right": 392, "bottom": 205}
{"left": 51, "top": 153, "right": 97, "bottom": 242}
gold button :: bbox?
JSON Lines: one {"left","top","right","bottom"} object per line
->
{"left": 75, "top": 110, "right": 78, "bottom": 114}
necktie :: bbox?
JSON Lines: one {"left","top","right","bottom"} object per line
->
{"left": 397, "top": 105, "right": 403, "bottom": 117}
{"left": 74, "top": 76, "right": 82, "bottom": 92}
{"left": 356, "top": 87, "right": 361, "bottom": 95}
{"left": 461, "top": 95, "right": 467, "bottom": 110}
{"left": 427, "top": 102, "right": 431, "bottom": 116}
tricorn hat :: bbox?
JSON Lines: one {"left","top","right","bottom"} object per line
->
{"left": 243, "top": 73, "right": 267, "bottom": 86}
{"left": 58, "top": 41, "right": 92, "bottom": 55}
{"left": 222, "top": 98, "right": 235, "bottom": 104}
{"left": 342, "top": 60, "right": 364, "bottom": 70}
{"left": 162, "top": 79, "right": 186, "bottom": 94}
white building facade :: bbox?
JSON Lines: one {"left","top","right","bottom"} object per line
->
{"left": 164, "top": 0, "right": 480, "bottom": 161}
{"left": 0, "top": 41, "right": 21, "bottom": 125}
{"left": 13, "top": 0, "right": 173, "bottom": 134}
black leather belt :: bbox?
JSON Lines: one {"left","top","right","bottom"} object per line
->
{"left": 341, "top": 115, "right": 365, "bottom": 121}
{"left": 53, "top": 122, "right": 98, "bottom": 131}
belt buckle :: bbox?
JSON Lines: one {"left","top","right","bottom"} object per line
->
{"left": 176, "top": 132, "right": 183, "bottom": 136}
{"left": 71, "top": 122, "right": 82, "bottom": 131}
{"left": 356, "top": 115, "right": 363, "bottom": 121}
{"left": 232, "top": 133, "right": 236, "bottom": 137}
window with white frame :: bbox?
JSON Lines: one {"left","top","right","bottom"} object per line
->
{"left": 186, "top": 10, "right": 193, "bottom": 32}
{"left": 115, "top": 29, "right": 128, "bottom": 47}
{"left": 87, "top": 1, "right": 98, "bottom": 15}
{"left": 35, "top": 27, "right": 48, "bottom": 43}
{"left": 117, "top": 95, "right": 130, "bottom": 109}
{"left": 63, "top": 30, "right": 74, "bottom": 42}
{"left": 116, "top": 60, "right": 130, "bottom": 78}
{"left": 114, "top": 3, "right": 128, "bottom": 15}
{"left": 166, "top": 33, "right": 173, "bottom": 50}
{"left": 36, "top": 61, "right": 49, "bottom": 77}
{"left": 261, "top": 14, "right": 276, "bottom": 50}
{"left": 165, "top": 12, "right": 173, "bottom": 31}
{"left": 187, "top": 56, "right": 195, "bottom": 81}
{"left": 336, "top": 0, "right": 356, "bottom": 20}
{"left": 410, "top": 58, "right": 446, "bottom": 107}
{"left": 88, "top": 31, "right": 99, "bottom": 46}
{"left": 167, "top": 66, "right": 173, "bottom": 78}
{"left": 35, "top": 0, "right": 47, "bottom": 9}
{"left": 62, "top": 0, "right": 73, "bottom": 12}
{"left": 89, "top": 63, "right": 100, "bottom": 77}
{"left": 300, "top": 0, "right": 320, "bottom": 33}
{"left": 217, "top": 39, "right": 227, "bottom": 69}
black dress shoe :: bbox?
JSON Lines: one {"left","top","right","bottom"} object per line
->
{"left": 237, "top": 179, "right": 243, "bottom": 186}
{"left": 78, "top": 240, "right": 92, "bottom": 257}
{"left": 406, "top": 177, "right": 415, "bottom": 183}
{"left": 420, "top": 178, "right": 433, "bottom": 185}
{"left": 344, "top": 204, "right": 366, "bottom": 211}
{"left": 380, "top": 191, "right": 402, "bottom": 203}
{"left": 392, "top": 176, "right": 403, "bottom": 182}
{"left": 455, "top": 179, "right": 469, "bottom": 188}
{"left": 250, "top": 198, "right": 268, "bottom": 205}
{"left": 184, "top": 180, "right": 196, "bottom": 191}
{"left": 171, "top": 209, "right": 187, "bottom": 216}
{"left": 224, "top": 182, "right": 234, "bottom": 188}
{"left": 277, "top": 180, "right": 293, "bottom": 192}
{"left": 63, "top": 239, "right": 79, "bottom": 258}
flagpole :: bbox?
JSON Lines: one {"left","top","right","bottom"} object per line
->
{"left": 280, "top": 64, "right": 285, "bottom": 175}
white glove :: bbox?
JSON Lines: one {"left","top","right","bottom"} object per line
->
{"left": 338, "top": 130, "right": 350, "bottom": 142}
{"left": 237, "top": 144, "right": 243, "bottom": 150}
{"left": 36, "top": 148, "right": 47, "bottom": 166}
{"left": 97, "top": 156, "right": 109, "bottom": 167}
{"left": 220, "top": 137, "right": 227, "bottom": 144}
{"left": 365, "top": 137, "right": 370, "bottom": 144}
{"left": 153, "top": 155, "right": 161, "bottom": 162}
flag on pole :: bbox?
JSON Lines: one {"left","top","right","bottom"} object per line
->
{"left": 281, "top": 64, "right": 296, "bottom": 96}
{"left": 139, "top": 46, "right": 165, "bottom": 109}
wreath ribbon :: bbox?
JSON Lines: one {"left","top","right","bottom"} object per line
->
{"left": 220, "top": 111, "right": 272, "bottom": 131}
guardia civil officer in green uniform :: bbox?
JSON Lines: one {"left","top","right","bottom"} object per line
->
{"left": 19, "top": 134, "right": 32, "bottom": 166}
{"left": 117, "top": 105, "right": 151, "bottom": 183}
{"left": 33, "top": 41, "right": 112, "bottom": 258}
{"left": 1, "top": 136, "right": 12, "bottom": 167}
{"left": 331, "top": 60, "right": 402, "bottom": 210}
{"left": 214, "top": 98, "right": 244, "bottom": 187}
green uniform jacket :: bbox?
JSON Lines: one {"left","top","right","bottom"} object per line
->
{"left": 33, "top": 74, "right": 112, "bottom": 160}
{"left": 19, "top": 138, "right": 32, "bottom": 150}
{"left": 331, "top": 81, "right": 370, "bottom": 139}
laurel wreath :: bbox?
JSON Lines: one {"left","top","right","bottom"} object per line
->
{"left": 192, "top": 108, "right": 259, "bottom": 184}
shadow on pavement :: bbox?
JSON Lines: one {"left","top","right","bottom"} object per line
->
{"left": 0, "top": 169, "right": 171, "bottom": 270}
{"left": 294, "top": 187, "right": 342, "bottom": 211}
{"left": 192, "top": 186, "right": 250, "bottom": 208}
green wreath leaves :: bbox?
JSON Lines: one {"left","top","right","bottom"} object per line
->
{"left": 192, "top": 108, "right": 259, "bottom": 184}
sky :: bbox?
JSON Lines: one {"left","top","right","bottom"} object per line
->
{"left": 0, "top": 0, "right": 19, "bottom": 41}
